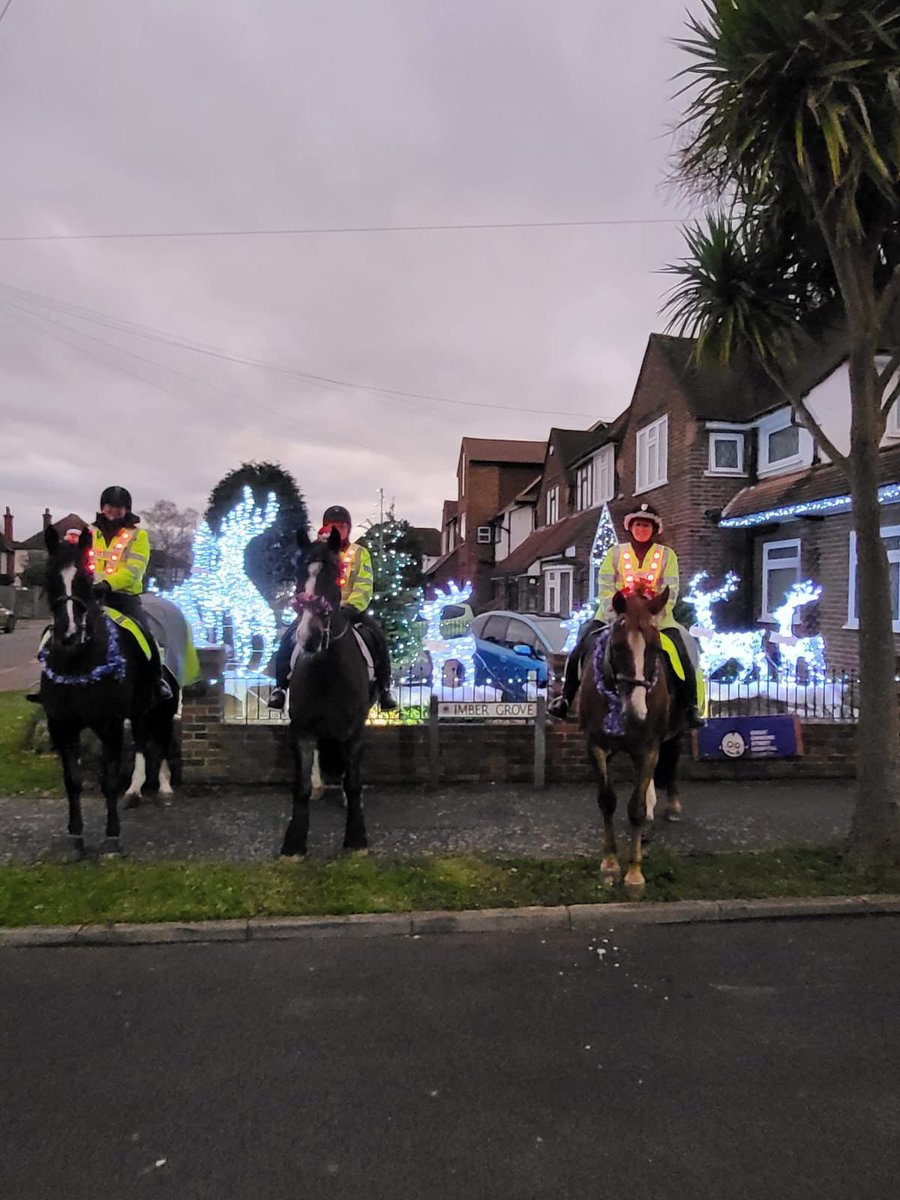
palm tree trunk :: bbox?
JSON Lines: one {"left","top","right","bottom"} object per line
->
{"left": 846, "top": 344, "right": 900, "bottom": 868}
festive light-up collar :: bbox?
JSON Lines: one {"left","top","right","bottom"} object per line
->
{"left": 291, "top": 592, "right": 334, "bottom": 620}
{"left": 39, "top": 617, "right": 127, "bottom": 686}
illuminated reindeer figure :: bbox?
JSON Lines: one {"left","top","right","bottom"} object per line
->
{"left": 158, "top": 486, "right": 280, "bottom": 673}
{"left": 422, "top": 581, "right": 477, "bottom": 689}
{"left": 769, "top": 581, "right": 827, "bottom": 683}
{"left": 683, "top": 572, "right": 767, "bottom": 682}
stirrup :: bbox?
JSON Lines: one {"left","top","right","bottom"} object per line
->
{"left": 547, "top": 696, "right": 570, "bottom": 719}
{"left": 267, "top": 687, "right": 287, "bottom": 711}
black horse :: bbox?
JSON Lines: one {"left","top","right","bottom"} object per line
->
{"left": 578, "top": 587, "right": 689, "bottom": 897}
{"left": 280, "top": 527, "right": 372, "bottom": 857}
{"left": 37, "top": 525, "right": 179, "bottom": 855}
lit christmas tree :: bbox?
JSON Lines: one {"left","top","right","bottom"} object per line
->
{"left": 359, "top": 507, "right": 425, "bottom": 669}
{"left": 588, "top": 504, "right": 618, "bottom": 604}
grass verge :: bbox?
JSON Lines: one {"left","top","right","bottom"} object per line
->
{"left": 1, "top": 846, "right": 898, "bottom": 928}
{"left": 0, "top": 692, "right": 61, "bottom": 797}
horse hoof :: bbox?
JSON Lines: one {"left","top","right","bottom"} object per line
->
{"left": 601, "top": 874, "right": 616, "bottom": 890}
{"left": 279, "top": 847, "right": 306, "bottom": 860}
{"left": 623, "top": 873, "right": 645, "bottom": 899}
{"left": 344, "top": 844, "right": 369, "bottom": 856}
{"left": 64, "top": 835, "right": 86, "bottom": 861}
{"left": 311, "top": 786, "right": 326, "bottom": 801}
{"left": 663, "top": 810, "right": 681, "bottom": 823}
{"left": 100, "top": 838, "right": 124, "bottom": 857}
{"left": 123, "top": 792, "right": 141, "bottom": 809}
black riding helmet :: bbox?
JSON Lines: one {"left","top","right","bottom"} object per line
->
{"left": 99, "top": 485, "right": 133, "bottom": 512}
{"left": 322, "top": 505, "right": 351, "bottom": 527}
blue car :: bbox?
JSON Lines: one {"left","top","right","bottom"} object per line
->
{"left": 470, "top": 611, "right": 569, "bottom": 701}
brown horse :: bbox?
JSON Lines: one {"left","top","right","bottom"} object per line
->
{"left": 578, "top": 586, "right": 687, "bottom": 897}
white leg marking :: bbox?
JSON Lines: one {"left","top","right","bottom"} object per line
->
{"left": 645, "top": 779, "right": 657, "bottom": 822}
{"left": 158, "top": 760, "right": 174, "bottom": 797}
{"left": 311, "top": 749, "right": 325, "bottom": 799}
{"left": 126, "top": 752, "right": 146, "bottom": 798}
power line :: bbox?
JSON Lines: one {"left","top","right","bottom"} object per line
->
{"left": 0, "top": 280, "right": 601, "bottom": 420}
{"left": 0, "top": 215, "right": 693, "bottom": 243}
{"left": 0, "top": 1, "right": 13, "bottom": 28}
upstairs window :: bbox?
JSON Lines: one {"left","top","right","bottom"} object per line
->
{"left": 708, "top": 431, "right": 744, "bottom": 475}
{"left": 758, "top": 411, "right": 804, "bottom": 474}
{"left": 635, "top": 415, "right": 668, "bottom": 494}
{"left": 545, "top": 486, "right": 559, "bottom": 525}
{"left": 593, "top": 444, "right": 614, "bottom": 505}
{"left": 576, "top": 463, "right": 593, "bottom": 511}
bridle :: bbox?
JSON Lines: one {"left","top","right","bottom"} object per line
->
{"left": 604, "top": 618, "right": 661, "bottom": 694}
{"left": 291, "top": 590, "right": 350, "bottom": 653}
{"left": 48, "top": 589, "right": 92, "bottom": 648}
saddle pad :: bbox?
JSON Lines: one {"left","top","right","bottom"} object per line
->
{"left": 103, "top": 607, "right": 154, "bottom": 662}
{"left": 659, "top": 632, "right": 686, "bottom": 681}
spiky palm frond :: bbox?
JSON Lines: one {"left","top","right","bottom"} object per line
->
{"left": 675, "top": 1, "right": 900, "bottom": 239}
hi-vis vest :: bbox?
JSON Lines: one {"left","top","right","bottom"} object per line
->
{"left": 596, "top": 542, "right": 680, "bottom": 626}
{"left": 339, "top": 543, "right": 374, "bottom": 613}
{"left": 89, "top": 525, "right": 151, "bottom": 596}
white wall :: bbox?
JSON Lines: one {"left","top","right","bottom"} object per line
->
{"left": 495, "top": 504, "right": 534, "bottom": 562}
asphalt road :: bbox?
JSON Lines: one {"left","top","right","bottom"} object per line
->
{"left": 1, "top": 916, "right": 898, "bottom": 1199}
{"left": 0, "top": 618, "right": 42, "bottom": 692}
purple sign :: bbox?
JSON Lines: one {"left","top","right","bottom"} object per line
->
{"left": 694, "top": 716, "right": 802, "bottom": 760}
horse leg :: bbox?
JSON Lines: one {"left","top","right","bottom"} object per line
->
{"left": 124, "top": 713, "right": 147, "bottom": 808}
{"left": 49, "top": 719, "right": 85, "bottom": 858}
{"left": 624, "top": 747, "right": 659, "bottom": 897}
{"left": 98, "top": 722, "right": 125, "bottom": 854}
{"left": 655, "top": 736, "right": 682, "bottom": 822}
{"left": 311, "top": 749, "right": 325, "bottom": 801}
{"left": 590, "top": 745, "right": 620, "bottom": 886}
{"left": 342, "top": 737, "right": 368, "bottom": 852}
{"left": 280, "top": 733, "right": 314, "bottom": 857}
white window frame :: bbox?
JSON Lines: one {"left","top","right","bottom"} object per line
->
{"left": 575, "top": 463, "right": 593, "bottom": 511}
{"left": 543, "top": 566, "right": 573, "bottom": 615}
{"left": 545, "top": 486, "right": 559, "bottom": 525}
{"left": 846, "top": 526, "right": 900, "bottom": 632}
{"left": 758, "top": 411, "right": 804, "bottom": 475}
{"left": 635, "top": 415, "right": 668, "bottom": 494}
{"left": 708, "top": 431, "right": 745, "bottom": 475}
{"left": 593, "top": 444, "right": 614, "bottom": 505}
{"left": 761, "top": 538, "right": 801, "bottom": 621}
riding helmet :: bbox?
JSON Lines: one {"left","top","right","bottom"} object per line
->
{"left": 322, "top": 504, "right": 352, "bottom": 527}
{"left": 623, "top": 501, "right": 663, "bottom": 534}
{"left": 99, "top": 485, "right": 133, "bottom": 512}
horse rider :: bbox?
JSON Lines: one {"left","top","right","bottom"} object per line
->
{"left": 547, "top": 501, "right": 705, "bottom": 728}
{"left": 268, "top": 504, "right": 398, "bottom": 711}
{"left": 89, "top": 485, "right": 172, "bottom": 705}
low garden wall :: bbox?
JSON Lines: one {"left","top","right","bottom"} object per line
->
{"left": 180, "top": 648, "right": 859, "bottom": 788}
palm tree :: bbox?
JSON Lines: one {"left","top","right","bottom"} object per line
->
{"left": 665, "top": 0, "right": 900, "bottom": 867}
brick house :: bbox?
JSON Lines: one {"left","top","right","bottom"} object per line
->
{"left": 14, "top": 509, "right": 90, "bottom": 579}
{"left": 426, "top": 438, "right": 546, "bottom": 609}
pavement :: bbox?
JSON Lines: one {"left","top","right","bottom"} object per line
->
{"left": 2, "top": 917, "right": 899, "bottom": 1199}
{"left": 0, "top": 776, "right": 858, "bottom": 865}
{"left": 0, "top": 617, "right": 42, "bottom": 692}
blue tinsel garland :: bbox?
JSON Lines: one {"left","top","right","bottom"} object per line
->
{"left": 39, "top": 618, "right": 127, "bottom": 686}
{"left": 592, "top": 628, "right": 624, "bottom": 736}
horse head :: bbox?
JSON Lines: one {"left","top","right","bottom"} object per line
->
{"left": 43, "top": 525, "right": 97, "bottom": 652}
{"left": 607, "top": 585, "right": 670, "bottom": 722}
{"left": 291, "top": 526, "right": 344, "bottom": 654}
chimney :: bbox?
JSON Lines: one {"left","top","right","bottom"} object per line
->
{"left": 3, "top": 507, "right": 12, "bottom": 543}
{"left": 42, "top": 508, "right": 52, "bottom": 529}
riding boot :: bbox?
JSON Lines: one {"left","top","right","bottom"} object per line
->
{"left": 355, "top": 610, "right": 397, "bottom": 710}
{"left": 548, "top": 619, "right": 604, "bottom": 719}
{"left": 148, "top": 642, "right": 173, "bottom": 707}
{"left": 268, "top": 625, "right": 295, "bottom": 710}
{"left": 684, "top": 676, "right": 705, "bottom": 729}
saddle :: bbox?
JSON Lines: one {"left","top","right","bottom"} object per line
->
{"left": 577, "top": 623, "right": 686, "bottom": 682}
{"left": 36, "top": 607, "right": 154, "bottom": 663}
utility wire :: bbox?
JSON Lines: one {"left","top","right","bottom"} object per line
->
{"left": 0, "top": 1, "right": 13, "bottom": 28}
{"left": 0, "top": 280, "right": 601, "bottom": 420}
{"left": 0, "top": 215, "right": 692, "bottom": 243}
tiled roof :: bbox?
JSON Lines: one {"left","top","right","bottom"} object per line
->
{"left": 721, "top": 444, "right": 900, "bottom": 523}
{"left": 493, "top": 507, "right": 601, "bottom": 576}
{"left": 16, "top": 513, "right": 89, "bottom": 550}
{"left": 424, "top": 544, "right": 461, "bottom": 579}
{"left": 410, "top": 526, "right": 442, "bottom": 557}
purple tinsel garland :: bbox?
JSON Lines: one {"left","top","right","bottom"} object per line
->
{"left": 291, "top": 592, "right": 334, "bottom": 619}
{"left": 592, "top": 627, "right": 625, "bottom": 736}
{"left": 39, "top": 617, "right": 127, "bottom": 686}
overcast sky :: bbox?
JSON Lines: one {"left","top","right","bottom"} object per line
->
{"left": 1, "top": 0, "right": 700, "bottom": 541}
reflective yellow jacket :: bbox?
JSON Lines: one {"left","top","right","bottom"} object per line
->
{"left": 596, "top": 542, "right": 680, "bottom": 627}
{"left": 90, "top": 524, "right": 151, "bottom": 596}
{"left": 340, "top": 543, "right": 374, "bottom": 612}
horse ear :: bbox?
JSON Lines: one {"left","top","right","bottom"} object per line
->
{"left": 78, "top": 527, "right": 92, "bottom": 551}
{"left": 327, "top": 526, "right": 342, "bottom": 551}
{"left": 647, "top": 586, "right": 670, "bottom": 617}
{"left": 44, "top": 525, "right": 60, "bottom": 554}
{"left": 612, "top": 589, "right": 627, "bottom": 614}
{"left": 296, "top": 528, "right": 311, "bottom": 550}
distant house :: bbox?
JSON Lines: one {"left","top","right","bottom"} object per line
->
{"left": 14, "top": 509, "right": 90, "bottom": 580}
{"left": 408, "top": 526, "right": 442, "bottom": 574}
{"left": 426, "top": 438, "right": 546, "bottom": 609}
